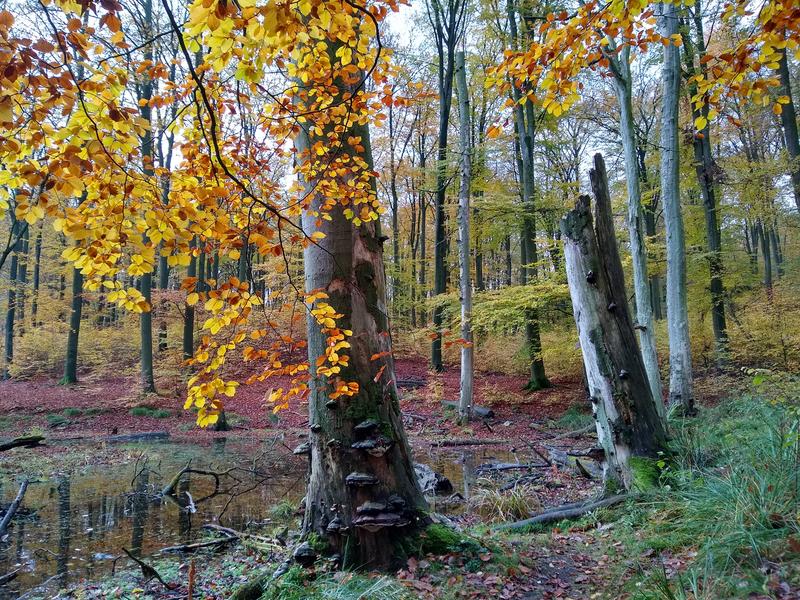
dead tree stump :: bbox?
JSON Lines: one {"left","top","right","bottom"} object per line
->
{"left": 560, "top": 154, "right": 668, "bottom": 491}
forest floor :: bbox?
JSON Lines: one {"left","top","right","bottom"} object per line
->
{"left": 1, "top": 357, "right": 798, "bottom": 599}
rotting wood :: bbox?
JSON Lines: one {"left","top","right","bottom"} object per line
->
{"left": 0, "top": 569, "right": 20, "bottom": 584}
{"left": 159, "top": 537, "right": 237, "bottom": 554}
{"left": 0, "top": 479, "right": 29, "bottom": 537}
{"left": 493, "top": 494, "right": 629, "bottom": 531}
{"left": 442, "top": 401, "right": 495, "bottom": 418}
{"left": 0, "top": 435, "right": 44, "bottom": 452}
{"left": 434, "top": 438, "right": 509, "bottom": 447}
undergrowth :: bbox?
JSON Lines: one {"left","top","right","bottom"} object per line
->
{"left": 613, "top": 394, "right": 800, "bottom": 598}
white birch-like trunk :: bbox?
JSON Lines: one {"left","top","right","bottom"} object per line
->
{"left": 659, "top": 3, "right": 694, "bottom": 413}
{"left": 611, "top": 48, "right": 665, "bottom": 419}
{"left": 455, "top": 51, "right": 473, "bottom": 424}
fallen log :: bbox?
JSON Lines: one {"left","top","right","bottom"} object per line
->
{"left": 476, "top": 462, "right": 548, "bottom": 473}
{"left": 107, "top": 431, "right": 170, "bottom": 443}
{"left": 434, "top": 438, "right": 509, "bottom": 447}
{"left": 201, "top": 524, "right": 282, "bottom": 547}
{"left": 0, "top": 436, "right": 44, "bottom": 452}
{"left": 0, "top": 569, "right": 20, "bottom": 584}
{"left": 159, "top": 536, "right": 236, "bottom": 554}
{"left": 0, "top": 480, "right": 29, "bottom": 537}
{"left": 493, "top": 494, "right": 629, "bottom": 531}
{"left": 442, "top": 401, "right": 494, "bottom": 418}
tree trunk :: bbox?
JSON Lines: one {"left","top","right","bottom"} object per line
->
{"left": 778, "top": 48, "right": 800, "bottom": 214}
{"left": 508, "top": 0, "right": 548, "bottom": 390}
{"left": 138, "top": 0, "right": 156, "bottom": 394}
{"left": 659, "top": 2, "right": 694, "bottom": 413}
{"left": 418, "top": 136, "right": 427, "bottom": 326}
{"left": 298, "top": 121, "right": 428, "bottom": 571}
{"left": 183, "top": 238, "right": 198, "bottom": 361}
{"left": 682, "top": 8, "right": 728, "bottom": 364}
{"left": 561, "top": 161, "right": 668, "bottom": 491}
{"left": 455, "top": 51, "right": 473, "bottom": 425}
{"left": 31, "top": 223, "right": 42, "bottom": 328}
{"left": 611, "top": 48, "right": 664, "bottom": 412}
{"left": 16, "top": 225, "right": 29, "bottom": 336}
{"left": 757, "top": 220, "right": 773, "bottom": 294}
{"left": 62, "top": 267, "right": 83, "bottom": 384}
{"left": 2, "top": 219, "right": 20, "bottom": 380}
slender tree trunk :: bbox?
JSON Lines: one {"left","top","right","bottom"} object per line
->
{"left": 611, "top": 48, "right": 664, "bottom": 412}
{"left": 16, "top": 225, "right": 29, "bottom": 336}
{"left": 297, "top": 114, "right": 427, "bottom": 571}
{"left": 659, "top": 2, "right": 694, "bottom": 413}
{"left": 62, "top": 267, "right": 83, "bottom": 385}
{"left": 183, "top": 238, "right": 198, "bottom": 361}
{"left": 157, "top": 247, "right": 170, "bottom": 353}
{"left": 757, "top": 220, "right": 773, "bottom": 295}
{"left": 504, "top": 235, "right": 512, "bottom": 286}
{"left": 769, "top": 224, "right": 783, "bottom": 278}
{"left": 508, "top": 0, "right": 548, "bottom": 390}
{"left": 561, "top": 158, "right": 667, "bottom": 491}
{"left": 682, "top": 10, "right": 728, "bottom": 364}
{"left": 31, "top": 223, "right": 42, "bottom": 328}
{"left": 137, "top": 0, "right": 156, "bottom": 394}
{"left": 3, "top": 219, "right": 20, "bottom": 380}
{"left": 474, "top": 205, "right": 484, "bottom": 292}
{"left": 778, "top": 48, "right": 800, "bottom": 213}
{"left": 418, "top": 138, "right": 427, "bottom": 326}
{"left": 432, "top": 71, "right": 453, "bottom": 372}
{"left": 455, "top": 51, "right": 473, "bottom": 425}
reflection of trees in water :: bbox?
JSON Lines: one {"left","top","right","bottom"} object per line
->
{"left": 176, "top": 473, "right": 193, "bottom": 541}
{"left": 129, "top": 471, "right": 149, "bottom": 557}
{"left": 57, "top": 477, "right": 71, "bottom": 586}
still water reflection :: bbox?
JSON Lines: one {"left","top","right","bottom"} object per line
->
{"left": 1, "top": 439, "right": 519, "bottom": 598}
{"left": 0, "top": 438, "right": 306, "bottom": 599}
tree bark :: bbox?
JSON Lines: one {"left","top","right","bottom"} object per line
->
{"left": 778, "top": 48, "right": 800, "bottom": 214}
{"left": 297, "top": 94, "right": 427, "bottom": 572}
{"left": 455, "top": 51, "right": 473, "bottom": 425}
{"left": 659, "top": 2, "right": 694, "bottom": 413}
{"left": 561, "top": 157, "right": 668, "bottom": 491}
{"left": 610, "top": 45, "right": 664, "bottom": 411}
{"left": 138, "top": 0, "right": 156, "bottom": 394}
{"left": 61, "top": 266, "right": 83, "bottom": 384}
{"left": 183, "top": 237, "right": 198, "bottom": 361}
{"left": 682, "top": 8, "right": 728, "bottom": 364}
{"left": 2, "top": 218, "right": 20, "bottom": 380}
{"left": 31, "top": 223, "right": 42, "bottom": 328}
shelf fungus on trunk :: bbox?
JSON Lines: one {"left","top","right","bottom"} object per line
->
{"left": 353, "top": 500, "right": 412, "bottom": 533}
{"left": 345, "top": 472, "right": 380, "bottom": 487}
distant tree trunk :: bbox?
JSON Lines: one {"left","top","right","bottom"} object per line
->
{"left": 16, "top": 225, "right": 29, "bottom": 336}
{"left": 503, "top": 235, "right": 512, "bottom": 286}
{"left": 682, "top": 8, "right": 728, "bottom": 364}
{"left": 769, "top": 224, "right": 783, "bottom": 278}
{"left": 157, "top": 246, "right": 170, "bottom": 353}
{"left": 455, "top": 51, "right": 473, "bottom": 425}
{"left": 509, "top": 0, "right": 549, "bottom": 391}
{"left": 62, "top": 266, "right": 83, "bottom": 385}
{"left": 757, "top": 220, "right": 773, "bottom": 295}
{"left": 777, "top": 47, "right": 800, "bottom": 214}
{"left": 183, "top": 238, "right": 198, "bottom": 361}
{"left": 427, "top": 0, "right": 465, "bottom": 373}
{"left": 659, "top": 1, "right": 694, "bottom": 413}
{"left": 418, "top": 134, "right": 427, "bottom": 326}
{"left": 2, "top": 219, "right": 20, "bottom": 380}
{"left": 561, "top": 169, "right": 668, "bottom": 491}
{"left": 297, "top": 116, "right": 428, "bottom": 571}
{"left": 31, "top": 223, "right": 42, "bottom": 328}
{"left": 474, "top": 206, "right": 484, "bottom": 292}
{"left": 610, "top": 45, "right": 664, "bottom": 411}
{"left": 138, "top": 0, "right": 156, "bottom": 394}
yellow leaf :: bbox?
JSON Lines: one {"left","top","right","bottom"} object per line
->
{"left": 694, "top": 115, "right": 708, "bottom": 130}
{"left": 299, "top": 0, "right": 311, "bottom": 16}
{"left": 187, "top": 292, "right": 199, "bottom": 306}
